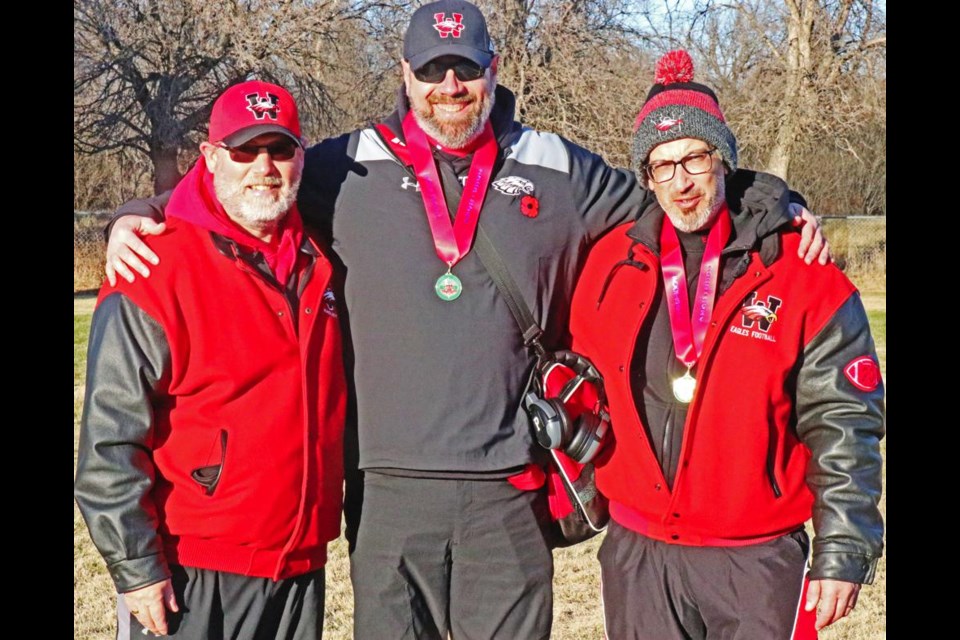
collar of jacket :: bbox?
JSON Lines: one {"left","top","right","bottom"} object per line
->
{"left": 210, "top": 231, "right": 320, "bottom": 266}
{"left": 380, "top": 84, "right": 519, "bottom": 151}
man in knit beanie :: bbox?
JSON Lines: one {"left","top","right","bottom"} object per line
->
{"left": 568, "top": 50, "right": 884, "bottom": 638}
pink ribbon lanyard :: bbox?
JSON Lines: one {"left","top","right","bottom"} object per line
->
{"left": 659, "top": 208, "right": 731, "bottom": 369}
{"left": 401, "top": 112, "right": 498, "bottom": 268}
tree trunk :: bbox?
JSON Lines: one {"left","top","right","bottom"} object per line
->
{"left": 766, "top": 0, "right": 814, "bottom": 180}
{"left": 151, "top": 146, "right": 182, "bottom": 195}
{"left": 766, "top": 110, "right": 795, "bottom": 179}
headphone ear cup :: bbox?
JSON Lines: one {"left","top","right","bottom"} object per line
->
{"left": 526, "top": 395, "right": 572, "bottom": 450}
{"left": 564, "top": 411, "right": 610, "bottom": 464}
{"left": 564, "top": 412, "right": 597, "bottom": 463}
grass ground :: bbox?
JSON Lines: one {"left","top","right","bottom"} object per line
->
{"left": 73, "top": 291, "right": 886, "bottom": 639}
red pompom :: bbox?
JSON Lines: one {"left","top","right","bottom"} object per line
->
{"left": 654, "top": 50, "right": 694, "bottom": 85}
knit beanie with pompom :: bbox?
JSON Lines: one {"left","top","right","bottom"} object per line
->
{"left": 631, "top": 50, "right": 737, "bottom": 173}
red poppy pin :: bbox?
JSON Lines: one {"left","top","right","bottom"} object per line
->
{"left": 520, "top": 195, "right": 540, "bottom": 218}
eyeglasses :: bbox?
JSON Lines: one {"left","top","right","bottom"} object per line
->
{"left": 216, "top": 140, "right": 298, "bottom": 163}
{"left": 644, "top": 148, "right": 717, "bottom": 183}
{"left": 413, "top": 58, "right": 487, "bottom": 83}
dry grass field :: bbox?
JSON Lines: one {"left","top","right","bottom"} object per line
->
{"left": 73, "top": 291, "right": 886, "bottom": 639}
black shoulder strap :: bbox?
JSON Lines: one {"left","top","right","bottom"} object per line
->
{"left": 473, "top": 224, "right": 546, "bottom": 358}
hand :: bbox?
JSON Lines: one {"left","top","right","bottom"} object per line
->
{"left": 789, "top": 203, "right": 831, "bottom": 265}
{"left": 105, "top": 217, "right": 166, "bottom": 286}
{"left": 123, "top": 578, "right": 179, "bottom": 636}
{"left": 804, "top": 578, "right": 861, "bottom": 631}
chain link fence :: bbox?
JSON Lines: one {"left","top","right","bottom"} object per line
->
{"left": 74, "top": 212, "right": 112, "bottom": 293}
{"left": 819, "top": 216, "right": 886, "bottom": 293}
{"left": 75, "top": 213, "right": 886, "bottom": 294}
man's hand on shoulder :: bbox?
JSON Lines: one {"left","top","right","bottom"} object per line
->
{"left": 106, "top": 217, "right": 166, "bottom": 286}
{"left": 789, "top": 203, "right": 831, "bottom": 266}
{"left": 805, "top": 577, "right": 861, "bottom": 631}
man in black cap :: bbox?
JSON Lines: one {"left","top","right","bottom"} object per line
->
{"left": 102, "top": 2, "right": 831, "bottom": 638}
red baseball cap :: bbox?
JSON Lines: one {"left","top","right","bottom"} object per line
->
{"left": 208, "top": 80, "right": 303, "bottom": 147}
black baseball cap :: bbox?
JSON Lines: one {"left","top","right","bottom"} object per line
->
{"left": 403, "top": 0, "right": 495, "bottom": 71}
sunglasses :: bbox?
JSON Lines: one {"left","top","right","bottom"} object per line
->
{"left": 216, "top": 139, "right": 298, "bottom": 163}
{"left": 412, "top": 58, "right": 487, "bottom": 83}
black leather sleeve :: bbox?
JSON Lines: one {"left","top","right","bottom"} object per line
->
{"left": 795, "top": 293, "right": 885, "bottom": 584}
{"left": 74, "top": 292, "right": 172, "bottom": 593}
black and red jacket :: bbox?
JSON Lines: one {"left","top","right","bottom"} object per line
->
{"left": 75, "top": 211, "right": 346, "bottom": 592}
{"left": 568, "top": 171, "right": 885, "bottom": 583}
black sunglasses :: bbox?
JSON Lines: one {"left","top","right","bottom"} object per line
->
{"left": 413, "top": 58, "right": 487, "bottom": 83}
{"left": 216, "top": 140, "right": 298, "bottom": 163}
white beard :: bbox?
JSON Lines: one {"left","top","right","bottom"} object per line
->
{"left": 214, "top": 173, "right": 301, "bottom": 230}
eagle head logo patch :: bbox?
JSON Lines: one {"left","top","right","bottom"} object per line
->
{"left": 654, "top": 117, "right": 683, "bottom": 132}
{"left": 245, "top": 92, "right": 281, "bottom": 120}
{"left": 492, "top": 176, "right": 535, "bottom": 196}
{"left": 433, "top": 12, "right": 465, "bottom": 38}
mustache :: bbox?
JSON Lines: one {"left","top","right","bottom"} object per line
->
{"left": 428, "top": 95, "right": 473, "bottom": 105}
{"left": 246, "top": 177, "right": 284, "bottom": 187}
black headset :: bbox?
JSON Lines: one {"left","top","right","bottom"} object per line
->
{"left": 523, "top": 350, "right": 610, "bottom": 464}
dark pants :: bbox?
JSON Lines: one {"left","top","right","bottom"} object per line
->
{"left": 350, "top": 472, "right": 555, "bottom": 640}
{"left": 599, "top": 521, "right": 810, "bottom": 640}
{"left": 116, "top": 565, "right": 325, "bottom": 640}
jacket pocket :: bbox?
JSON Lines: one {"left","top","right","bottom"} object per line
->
{"left": 191, "top": 430, "right": 227, "bottom": 496}
{"left": 765, "top": 423, "right": 782, "bottom": 499}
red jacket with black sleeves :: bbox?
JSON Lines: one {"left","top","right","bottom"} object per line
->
{"left": 568, "top": 172, "right": 884, "bottom": 584}
{"left": 75, "top": 214, "right": 346, "bottom": 593}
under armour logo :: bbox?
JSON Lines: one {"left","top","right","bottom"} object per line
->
{"left": 433, "top": 12, "right": 464, "bottom": 38}
{"left": 401, "top": 177, "right": 420, "bottom": 191}
{"left": 245, "top": 93, "right": 280, "bottom": 120}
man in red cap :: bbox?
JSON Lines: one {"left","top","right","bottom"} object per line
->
{"left": 74, "top": 80, "right": 347, "bottom": 639}
{"left": 569, "top": 50, "right": 884, "bottom": 639}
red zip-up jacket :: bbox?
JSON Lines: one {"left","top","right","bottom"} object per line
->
{"left": 75, "top": 215, "right": 346, "bottom": 592}
{"left": 568, "top": 179, "right": 884, "bottom": 583}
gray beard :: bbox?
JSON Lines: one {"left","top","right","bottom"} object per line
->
{"left": 410, "top": 91, "right": 495, "bottom": 149}
{"left": 665, "top": 180, "right": 726, "bottom": 233}
{"left": 214, "top": 173, "right": 301, "bottom": 232}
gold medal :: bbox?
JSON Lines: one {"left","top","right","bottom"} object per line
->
{"left": 672, "top": 369, "right": 696, "bottom": 404}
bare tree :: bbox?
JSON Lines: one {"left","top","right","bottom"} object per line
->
{"left": 742, "top": 1, "right": 885, "bottom": 179}
{"left": 74, "top": 0, "right": 384, "bottom": 194}
{"left": 478, "top": 0, "right": 651, "bottom": 168}
{"left": 74, "top": 149, "right": 154, "bottom": 211}
{"left": 74, "top": 0, "right": 885, "bottom": 215}
{"left": 676, "top": 0, "right": 886, "bottom": 181}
